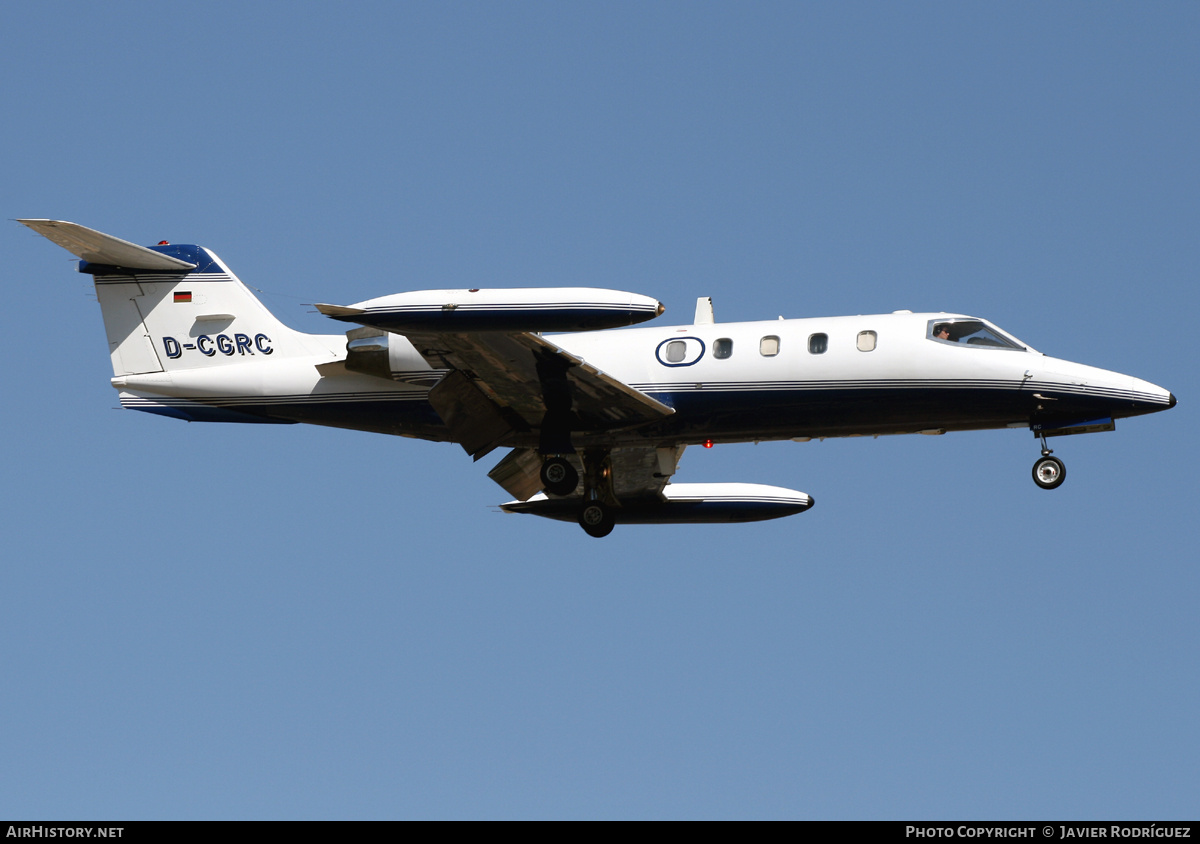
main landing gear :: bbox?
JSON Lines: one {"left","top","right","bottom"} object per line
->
{"left": 539, "top": 456, "right": 579, "bottom": 496}
{"left": 541, "top": 451, "right": 617, "bottom": 537}
{"left": 576, "top": 450, "right": 617, "bottom": 537}
{"left": 1032, "top": 433, "right": 1066, "bottom": 490}
{"left": 578, "top": 500, "right": 615, "bottom": 538}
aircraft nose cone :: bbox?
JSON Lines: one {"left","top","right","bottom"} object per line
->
{"left": 1169, "top": 392, "right": 1177, "bottom": 409}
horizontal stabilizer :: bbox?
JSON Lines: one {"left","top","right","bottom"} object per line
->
{"left": 18, "top": 219, "right": 197, "bottom": 271}
{"left": 314, "top": 303, "right": 366, "bottom": 318}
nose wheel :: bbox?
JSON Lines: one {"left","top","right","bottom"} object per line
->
{"left": 1033, "top": 454, "right": 1066, "bottom": 489}
{"left": 1031, "top": 433, "right": 1066, "bottom": 490}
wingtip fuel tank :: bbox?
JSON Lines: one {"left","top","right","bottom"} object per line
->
{"left": 316, "top": 287, "right": 664, "bottom": 333}
{"left": 502, "top": 483, "right": 815, "bottom": 525}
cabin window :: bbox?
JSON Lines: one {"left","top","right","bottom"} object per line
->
{"left": 808, "top": 333, "right": 828, "bottom": 354}
{"left": 655, "top": 336, "right": 706, "bottom": 366}
{"left": 714, "top": 338, "right": 733, "bottom": 359}
{"left": 857, "top": 330, "right": 877, "bottom": 352}
{"left": 760, "top": 335, "right": 780, "bottom": 357}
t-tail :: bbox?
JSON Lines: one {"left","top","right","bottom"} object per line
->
{"left": 19, "top": 219, "right": 340, "bottom": 423}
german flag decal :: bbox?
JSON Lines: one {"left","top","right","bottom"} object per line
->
{"left": 174, "top": 291, "right": 192, "bottom": 303}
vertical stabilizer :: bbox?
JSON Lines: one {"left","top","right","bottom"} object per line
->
{"left": 19, "top": 220, "right": 320, "bottom": 378}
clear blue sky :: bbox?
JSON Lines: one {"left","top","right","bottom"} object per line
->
{"left": 2, "top": 1, "right": 1197, "bottom": 820}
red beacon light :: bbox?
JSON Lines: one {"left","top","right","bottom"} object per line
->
{"left": 158, "top": 240, "right": 169, "bottom": 245}
{"left": 703, "top": 438, "right": 714, "bottom": 448}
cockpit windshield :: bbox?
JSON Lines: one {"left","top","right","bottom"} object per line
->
{"left": 927, "top": 319, "right": 1025, "bottom": 350}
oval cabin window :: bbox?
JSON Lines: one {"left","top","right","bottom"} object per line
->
{"left": 654, "top": 337, "right": 706, "bottom": 366}
{"left": 857, "top": 330, "right": 877, "bottom": 352}
{"left": 760, "top": 336, "right": 780, "bottom": 357}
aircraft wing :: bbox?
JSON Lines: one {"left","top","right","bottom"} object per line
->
{"left": 314, "top": 288, "right": 673, "bottom": 460}
{"left": 399, "top": 329, "right": 674, "bottom": 459}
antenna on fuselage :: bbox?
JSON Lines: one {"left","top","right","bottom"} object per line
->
{"left": 694, "top": 296, "right": 714, "bottom": 325}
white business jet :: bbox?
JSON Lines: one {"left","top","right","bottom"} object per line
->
{"left": 20, "top": 220, "right": 1175, "bottom": 537}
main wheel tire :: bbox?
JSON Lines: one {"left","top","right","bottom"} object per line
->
{"left": 578, "top": 502, "right": 615, "bottom": 538}
{"left": 1032, "top": 455, "right": 1066, "bottom": 490}
{"left": 540, "top": 457, "right": 579, "bottom": 496}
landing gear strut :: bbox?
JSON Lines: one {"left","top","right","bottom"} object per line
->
{"left": 577, "top": 449, "right": 617, "bottom": 537}
{"left": 1032, "top": 434, "right": 1066, "bottom": 490}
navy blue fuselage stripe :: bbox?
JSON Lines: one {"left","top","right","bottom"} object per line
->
{"left": 117, "top": 379, "right": 1166, "bottom": 442}
{"left": 92, "top": 273, "right": 234, "bottom": 285}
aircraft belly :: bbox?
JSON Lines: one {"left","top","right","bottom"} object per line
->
{"left": 117, "top": 374, "right": 1167, "bottom": 445}
{"left": 243, "top": 395, "right": 448, "bottom": 437}
{"left": 192, "top": 380, "right": 1160, "bottom": 443}
{"left": 115, "top": 363, "right": 454, "bottom": 438}
{"left": 637, "top": 381, "right": 1038, "bottom": 439}
{"left": 119, "top": 388, "right": 450, "bottom": 437}
{"left": 641, "top": 378, "right": 1172, "bottom": 442}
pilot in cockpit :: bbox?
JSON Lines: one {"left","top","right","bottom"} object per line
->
{"left": 934, "top": 324, "right": 952, "bottom": 341}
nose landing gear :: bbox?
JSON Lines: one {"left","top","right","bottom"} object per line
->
{"left": 1032, "top": 433, "right": 1066, "bottom": 490}
{"left": 1033, "top": 455, "right": 1066, "bottom": 489}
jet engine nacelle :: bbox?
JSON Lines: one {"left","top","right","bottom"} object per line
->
{"left": 317, "top": 287, "right": 664, "bottom": 333}
{"left": 502, "top": 483, "right": 814, "bottom": 525}
{"left": 341, "top": 328, "right": 443, "bottom": 384}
